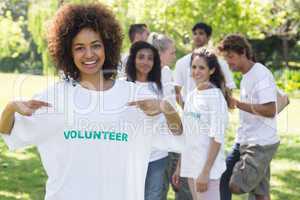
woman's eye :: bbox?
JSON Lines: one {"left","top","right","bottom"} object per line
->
{"left": 93, "top": 44, "right": 102, "bottom": 49}
{"left": 75, "top": 47, "right": 84, "bottom": 51}
{"left": 191, "top": 65, "right": 196, "bottom": 69}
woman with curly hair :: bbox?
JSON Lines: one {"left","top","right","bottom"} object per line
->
{"left": 0, "top": 3, "right": 182, "bottom": 200}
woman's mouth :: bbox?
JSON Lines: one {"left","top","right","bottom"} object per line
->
{"left": 82, "top": 60, "right": 97, "bottom": 69}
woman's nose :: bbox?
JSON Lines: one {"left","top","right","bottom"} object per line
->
{"left": 85, "top": 47, "right": 94, "bottom": 58}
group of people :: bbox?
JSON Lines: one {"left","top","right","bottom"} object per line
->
{"left": 0, "top": 2, "right": 288, "bottom": 200}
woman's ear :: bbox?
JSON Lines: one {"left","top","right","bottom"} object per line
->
{"left": 209, "top": 67, "right": 215, "bottom": 75}
{"left": 243, "top": 49, "right": 247, "bottom": 57}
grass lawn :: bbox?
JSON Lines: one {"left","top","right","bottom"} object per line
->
{"left": 0, "top": 73, "right": 299, "bottom": 200}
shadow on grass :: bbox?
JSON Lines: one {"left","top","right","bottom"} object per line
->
{"left": 275, "top": 136, "right": 300, "bottom": 162}
{"left": 0, "top": 141, "right": 46, "bottom": 200}
{"left": 268, "top": 134, "right": 300, "bottom": 200}
{"left": 272, "top": 170, "right": 300, "bottom": 200}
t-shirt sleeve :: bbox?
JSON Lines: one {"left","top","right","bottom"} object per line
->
{"left": 161, "top": 67, "right": 173, "bottom": 84}
{"left": 162, "top": 68, "right": 177, "bottom": 110}
{"left": 208, "top": 91, "right": 228, "bottom": 144}
{"left": 218, "top": 59, "right": 236, "bottom": 89}
{"left": 151, "top": 132, "right": 185, "bottom": 154}
{"left": 142, "top": 108, "right": 184, "bottom": 153}
{"left": 174, "top": 60, "right": 184, "bottom": 87}
{"left": 254, "top": 76, "right": 277, "bottom": 104}
{"left": 1, "top": 111, "right": 51, "bottom": 150}
{"left": 1, "top": 83, "right": 62, "bottom": 151}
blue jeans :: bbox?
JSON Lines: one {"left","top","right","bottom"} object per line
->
{"left": 145, "top": 156, "right": 169, "bottom": 200}
{"left": 220, "top": 143, "right": 241, "bottom": 200}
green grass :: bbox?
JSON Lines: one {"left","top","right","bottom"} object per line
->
{"left": 0, "top": 73, "right": 299, "bottom": 200}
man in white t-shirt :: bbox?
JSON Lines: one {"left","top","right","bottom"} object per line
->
{"left": 172, "top": 22, "right": 236, "bottom": 200}
{"left": 174, "top": 22, "right": 236, "bottom": 107}
{"left": 218, "top": 34, "right": 280, "bottom": 200}
{"left": 118, "top": 24, "right": 150, "bottom": 78}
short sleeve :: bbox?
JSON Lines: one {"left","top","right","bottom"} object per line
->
{"left": 161, "top": 67, "right": 177, "bottom": 109}
{"left": 254, "top": 76, "right": 277, "bottom": 104}
{"left": 174, "top": 59, "right": 185, "bottom": 87}
{"left": 218, "top": 58, "right": 236, "bottom": 89}
{"left": 117, "top": 53, "right": 129, "bottom": 79}
{"left": 139, "top": 100, "right": 184, "bottom": 154}
{"left": 1, "top": 82, "right": 64, "bottom": 151}
{"left": 1, "top": 112, "right": 55, "bottom": 150}
{"left": 208, "top": 91, "right": 228, "bottom": 144}
{"left": 151, "top": 132, "right": 185, "bottom": 153}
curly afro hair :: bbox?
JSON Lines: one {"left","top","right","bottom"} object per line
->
{"left": 48, "top": 3, "right": 123, "bottom": 80}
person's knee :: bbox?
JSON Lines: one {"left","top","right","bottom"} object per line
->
{"left": 229, "top": 180, "right": 245, "bottom": 194}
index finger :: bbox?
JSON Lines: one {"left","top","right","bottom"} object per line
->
{"left": 127, "top": 101, "right": 138, "bottom": 106}
{"left": 31, "top": 100, "right": 52, "bottom": 107}
{"left": 127, "top": 100, "right": 146, "bottom": 106}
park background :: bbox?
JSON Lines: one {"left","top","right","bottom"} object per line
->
{"left": 0, "top": 0, "right": 300, "bottom": 199}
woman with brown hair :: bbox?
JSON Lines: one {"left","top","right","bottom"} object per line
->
{"left": 0, "top": 3, "right": 182, "bottom": 200}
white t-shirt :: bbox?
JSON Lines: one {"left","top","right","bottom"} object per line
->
{"left": 1, "top": 80, "right": 176, "bottom": 200}
{"left": 161, "top": 65, "right": 177, "bottom": 108}
{"left": 180, "top": 88, "right": 228, "bottom": 179}
{"left": 135, "top": 81, "right": 170, "bottom": 162}
{"left": 174, "top": 53, "right": 236, "bottom": 102}
{"left": 117, "top": 53, "right": 129, "bottom": 79}
{"left": 236, "top": 63, "right": 279, "bottom": 145}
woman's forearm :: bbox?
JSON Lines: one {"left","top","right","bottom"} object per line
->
{"left": 0, "top": 102, "right": 16, "bottom": 134}
{"left": 175, "top": 86, "right": 184, "bottom": 109}
{"left": 202, "top": 139, "right": 221, "bottom": 175}
{"left": 160, "top": 100, "right": 183, "bottom": 135}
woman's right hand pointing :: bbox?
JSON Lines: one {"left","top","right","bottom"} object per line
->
{"left": 11, "top": 100, "right": 51, "bottom": 116}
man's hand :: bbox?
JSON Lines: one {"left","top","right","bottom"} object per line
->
{"left": 228, "top": 95, "right": 238, "bottom": 109}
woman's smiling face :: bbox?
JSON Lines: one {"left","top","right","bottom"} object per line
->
{"left": 71, "top": 28, "right": 105, "bottom": 80}
{"left": 135, "top": 48, "right": 154, "bottom": 80}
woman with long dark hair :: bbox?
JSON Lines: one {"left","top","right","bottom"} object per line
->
{"left": 173, "top": 48, "right": 230, "bottom": 200}
{"left": 126, "top": 41, "right": 182, "bottom": 200}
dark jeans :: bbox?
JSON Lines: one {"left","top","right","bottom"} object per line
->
{"left": 220, "top": 143, "right": 241, "bottom": 200}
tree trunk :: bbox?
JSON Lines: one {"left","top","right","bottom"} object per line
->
{"left": 282, "top": 36, "right": 289, "bottom": 68}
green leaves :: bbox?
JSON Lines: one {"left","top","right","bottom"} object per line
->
{"left": 0, "top": 0, "right": 299, "bottom": 73}
{"left": 0, "top": 11, "right": 28, "bottom": 59}
{"left": 27, "top": 1, "right": 58, "bottom": 75}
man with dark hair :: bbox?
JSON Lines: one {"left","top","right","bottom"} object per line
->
{"left": 118, "top": 23, "right": 150, "bottom": 78}
{"left": 174, "top": 22, "right": 236, "bottom": 107}
{"left": 128, "top": 23, "right": 150, "bottom": 43}
{"left": 218, "top": 34, "right": 280, "bottom": 200}
{"left": 172, "top": 22, "right": 236, "bottom": 200}
{"left": 191, "top": 22, "right": 212, "bottom": 47}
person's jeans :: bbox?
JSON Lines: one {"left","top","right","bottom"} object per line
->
{"left": 220, "top": 143, "right": 241, "bottom": 200}
{"left": 145, "top": 156, "right": 169, "bottom": 200}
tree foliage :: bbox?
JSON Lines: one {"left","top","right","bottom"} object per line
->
{"left": 0, "top": 11, "right": 28, "bottom": 59}
{"left": 27, "top": 0, "right": 59, "bottom": 75}
{"left": 1, "top": 0, "right": 300, "bottom": 74}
